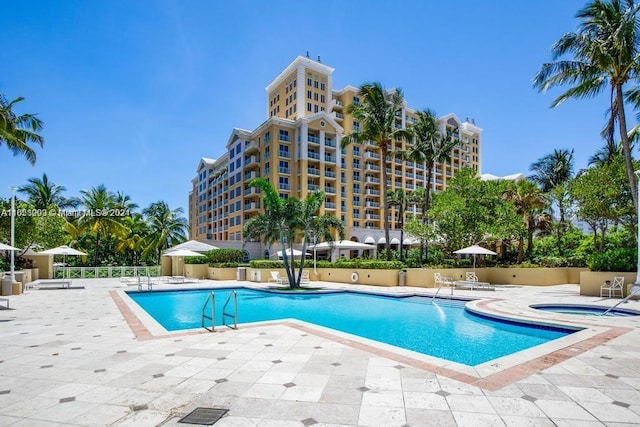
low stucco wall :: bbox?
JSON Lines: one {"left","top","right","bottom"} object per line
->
{"left": 487, "top": 267, "right": 584, "bottom": 286}
{"left": 579, "top": 271, "right": 637, "bottom": 297}
{"left": 184, "top": 264, "right": 208, "bottom": 279}
{"left": 161, "top": 256, "right": 172, "bottom": 276}
{"left": 249, "top": 268, "right": 311, "bottom": 283}
{"left": 24, "top": 255, "right": 52, "bottom": 279}
{"left": 208, "top": 267, "right": 237, "bottom": 280}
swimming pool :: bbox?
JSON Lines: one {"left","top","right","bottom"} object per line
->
{"left": 128, "top": 288, "right": 576, "bottom": 366}
{"left": 531, "top": 304, "right": 640, "bottom": 317}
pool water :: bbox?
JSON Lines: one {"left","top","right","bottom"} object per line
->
{"left": 128, "top": 288, "right": 574, "bottom": 366}
{"left": 532, "top": 304, "right": 640, "bottom": 317}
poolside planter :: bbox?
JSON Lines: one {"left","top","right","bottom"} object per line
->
{"left": 208, "top": 267, "right": 237, "bottom": 280}
{"left": 318, "top": 268, "right": 399, "bottom": 286}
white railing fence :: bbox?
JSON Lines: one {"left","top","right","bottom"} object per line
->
{"left": 54, "top": 266, "right": 161, "bottom": 279}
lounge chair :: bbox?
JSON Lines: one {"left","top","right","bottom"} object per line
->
{"left": 434, "top": 272, "right": 454, "bottom": 288}
{"left": 454, "top": 272, "right": 494, "bottom": 291}
{"left": 268, "top": 271, "right": 285, "bottom": 285}
{"left": 600, "top": 276, "right": 624, "bottom": 298}
{"left": 0, "top": 297, "right": 8, "bottom": 309}
{"left": 33, "top": 279, "right": 72, "bottom": 289}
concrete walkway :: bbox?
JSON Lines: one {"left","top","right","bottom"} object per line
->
{"left": 0, "top": 279, "right": 639, "bottom": 426}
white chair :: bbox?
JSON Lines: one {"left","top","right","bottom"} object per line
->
{"left": 465, "top": 272, "right": 478, "bottom": 282}
{"left": 268, "top": 271, "right": 285, "bottom": 285}
{"left": 600, "top": 276, "right": 624, "bottom": 298}
{"left": 300, "top": 270, "right": 310, "bottom": 284}
{"left": 434, "top": 273, "right": 454, "bottom": 288}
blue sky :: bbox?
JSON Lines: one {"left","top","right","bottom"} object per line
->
{"left": 0, "top": 0, "right": 614, "bottom": 215}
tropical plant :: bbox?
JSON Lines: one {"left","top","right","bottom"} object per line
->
{"left": 18, "top": 173, "right": 77, "bottom": 210}
{"left": 404, "top": 109, "right": 459, "bottom": 261}
{"left": 529, "top": 149, "right": 575, "bottom": 193}
{"left": 503, "top": 179, "right": 549, "bottom": 263}
{"left": 142, "top": 201, "right": 189, "bottom": 263}
{"left": 0, "top": 94, "right": 44, "bottom": 165}
{"left": 341, "top": 82, "right": 410, "bottom": 260}
{"left": 243, "top": 178, "right": 343, "bottom": 288}
{"left": 76, "top": 185, "right": 129, "bottom": 265}
{"left": 533, "top": 0, "right": 640, "bottom": 210}
{"left": 115, "top": 213, "right": 149, "bottom": 265}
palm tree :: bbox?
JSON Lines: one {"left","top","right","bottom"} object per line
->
{"left": 77, "top": 185, "right": 128, "bottom": 265}
{"left": 588, "top": 139, "right": 622, "bottom": 166}
{"left": 0, "top": 94, "right": 44, "bottom": 165}
{"left": 503, "top": 179, "right": 548, "bottom": 263}
{"left": 116, "top": 213, "right": 149, "bottom": 265}
{"left": 244, "top": 178, "right": 344, "bottom": 288}
{"left": 18, "top": 173, "right": 77, "bottom": 210}
{"left": 533, "top": 0, "right": 640, "bottom": 211}
{"left": 341, "top": 83, "right": 410, "bottom": 260}
{"left": 529, "top": 149, "right": 575, "bottom": 193}
{"left": 387, "top": 189, "right": 408, "bottom": 261}
{"left": 142, "top": 201, "right": 188, "bottom": 263}
{"left": 404, "top": 109, "right": 458, "bottom": 262}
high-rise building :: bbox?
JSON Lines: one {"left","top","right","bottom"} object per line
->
{"left": 189, "top": 55, "right": 482, "bottom": 254}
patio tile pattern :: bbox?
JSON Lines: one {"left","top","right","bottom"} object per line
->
{"left": 0, "top": 279, "right": 639, "bottom": 426}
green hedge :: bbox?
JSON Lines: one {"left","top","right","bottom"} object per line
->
{"left": 209, "top": 262, "right": 251, "bottom": 268}
{"left": 209, "top": 249, "right": 244, "bottom": 264}
{"left": 316, "top": 260, "right": 405, "bottom": 270}
{"left": 587, "top": 248, "right": 637, "bottom": 272}
{"left": 184, "top": 256, "right": 209, "bottom": 264}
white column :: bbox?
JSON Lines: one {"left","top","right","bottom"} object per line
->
{"left": 9, "top": 187, "right": 16, "bottom": 283}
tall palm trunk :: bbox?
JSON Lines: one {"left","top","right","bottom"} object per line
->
{"left": 381, "top": 147, "right": 391, "bottom": 261}
{"left": 616, "top": 85, "right": 638, "bottom": 213}
{"left": 94, "top": 234, "right": 101, "bottom": 266}
{"left": 422, "top": 162, "right": 434, "bottom": 263}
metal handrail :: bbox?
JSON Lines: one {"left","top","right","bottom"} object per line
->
{"left": 601, "top": 286, "right": 640, "bottom": 316}
{"left": 202, "top": 292, "right": 215, "bottom": 332}
{"left": 222, "top": 290, "right": 238, "bottom": 329}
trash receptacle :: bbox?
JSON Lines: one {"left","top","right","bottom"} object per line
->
{"left": 398, "top": 270, "right": 406, "bottom": 287}
{"left": 12, "top": 282, "right": 22, "bottom": 295}
{"left": 2, "top": 275, "right": 12, "bottom": 296}
{"left": 236, "top": 267, "right": 246, "bottom": 281}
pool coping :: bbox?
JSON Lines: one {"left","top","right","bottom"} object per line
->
{"left": 109, "top": 288, "right": 632, "bottom": 391}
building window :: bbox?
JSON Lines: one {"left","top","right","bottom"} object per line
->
{"left": 314, "top": 105, "right": 319, "bottom": 113}
{"left": 353, "top": 121, "right": 360, "bottom": 131}
{"left": 307, "top": 78, "right": 312, "bottom": 86}
{"left": 321, "top": 82, "right": 325, "bottom": 91}
{"left": 264, "top": 131, "right": 270, "bottom": 142}
{"left": 314, "top": 80, "right": 319, "bottom": 88}
{"left": 307, "top": 103, "right": 312, "bottom": 112}
{"left": 307, "top": 90, "right": 312, "bottom": 99}
{"left": 320, "top": 95, "right": 325, "bottom": 103}
{"left": 279, "top": 129, "right": 290, "bottom": 142}
{"left": 314, "top": 93, "right": 318, "bottom": 101}
{"left": 353, "top": 96, "right": 360, "bottom": 105}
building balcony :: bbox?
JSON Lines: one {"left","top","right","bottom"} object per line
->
{"left": 308, "top": 135, "right": 320, "bottom": 144}
{"left": 308, "top": 184, "right": 320, "bottom": 191}
{"left": 324, "top": 202, "right": 336, "bottom": 209}
{"left": 244, "top": 187, "right": 259, "bottom": 197}
{"left": 308, "top": 168, "right": 320, "bottom": 176}
{"left": 244, "top": 171, "right": 258, "bottom": 182}
{"left": 244, "top": 140, "right": 259, "bottom": 154}
{"left": 308, "top": 151, "right": 320, "bottom": 160}
{"left": 325, "top": 155, "right": 336, "bottom": 163}
{"left": 366, "top": 201, "right": 380, "bottom": 208}
{"left": 365, "top": 176, "right": 380, "bottom": 184}
{"left": 325, "top": 170, "right": 337, "bottom": 179}
{"left": 333, "top": 112, "right": 344, "bottom": 121}
{"left": 244, "top": 156, "right": 259, "bottom": 168}
{"left": 366, "top": 214, "right": 380, "bottom": 220}
{"left": 365, "top": 151, "right": 380, "bottom": 160}
{"left": 365, "top": 164, "right": 381, "bottom": 172}
{"left": 324, "top": 186, "right": 336, "bottom": 194}
{"left": 324, "top": 138, "right": 336, "bottom": 148}
{"left": 244, "top": 202, "right": 260, "bottom": 211}
{"left": 366, "top": 189, "right": 381, "bottom": 196}
{"left": 279, "top": 183, "right": 291, "bottom": 190}
{"left": 279, "top": 150, "right": 291, "bottom": 158}
{"left": 278, "top": 167, "right": 291, "bottom": 174}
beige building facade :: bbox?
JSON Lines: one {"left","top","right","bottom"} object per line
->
{"left": 189, "top": 55, "right": 482, "bottom": 254}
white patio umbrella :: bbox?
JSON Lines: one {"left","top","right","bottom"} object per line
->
{"left": 453, "top": 245, "right": 496, "bottom": 273}
{"left": 275, "top": 248, "right": 310, "bottom": 258}
{"left": 162, "top": 249, "right": 206, "bottom": 257}
{"left": 0, "top": 243, "right": 19, "bottom": 251}
{"left": 166, "top": 240, "right": 218, "bottom": 252}
{"left": 39, "top": 245, "right": 87, "bottom": 278}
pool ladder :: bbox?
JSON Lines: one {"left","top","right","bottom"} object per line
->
{"left": 201, "top": 290, "right": 238, "bottom": 332}
{"left": 601, "top": 286, "right": 640, "bottom": 316}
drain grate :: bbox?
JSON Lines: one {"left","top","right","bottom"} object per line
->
{"left": 178, "top": 408, "right": 228, "bottom": 425}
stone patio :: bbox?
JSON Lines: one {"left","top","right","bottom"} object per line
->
{"left": 0, "top": 278, "right": 639, "bottom": 426}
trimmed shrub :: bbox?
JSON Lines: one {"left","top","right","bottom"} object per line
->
{"left": 208, "top": 249, "right": 244, "bottom": 264}
{"left": 587, "top": 248, "right": 637, "bottom": 272}
{"left": 184, "top": 256, "right": 209, "bottom": 264}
